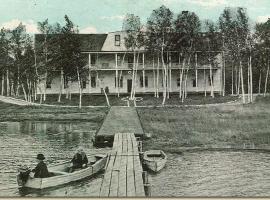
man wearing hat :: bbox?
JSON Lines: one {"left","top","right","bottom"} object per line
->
{"left": 32, "top": 153, "right": 50, "bottom": 178}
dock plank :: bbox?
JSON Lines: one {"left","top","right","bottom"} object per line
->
{"left": 127, "top": 133, "right": 136, "bottom": 197}
{"left": 99, "top": 154, "right": 116, "bottom": 197}
{"left": 97, "top": 107, "right": 144, "bottom": 138}
{"left": 118, "top": 133, "right": 128, "bottom": 197}
{"left": 99, "top": 133, "right": 145, "bottom": 197}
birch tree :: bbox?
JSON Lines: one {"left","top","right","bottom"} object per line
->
{"left": 146, "top": 5, "right": 173, "bottom": 106}
{"left": 173, "top": 10, "right": 201, "bottom": 101}
{"left": 123, "top": 13, "right": 144, "bottom": 100}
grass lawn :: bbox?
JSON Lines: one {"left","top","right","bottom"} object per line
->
{"left": 28, "top": 93, "right": 238, "bottom": 107}
{"left": 137, "top": 96, "right": 270, "bottom": 152}
{"left": 0, "top": 101, "right": 108, "bottom": 122}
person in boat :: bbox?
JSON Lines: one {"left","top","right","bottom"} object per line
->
{"left": 69, "top": 147, "right": 88, "bottom": 172}
{"left": 31, "top": 153, "right": 50, "bottom": 178}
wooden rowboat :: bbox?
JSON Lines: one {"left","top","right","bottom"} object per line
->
{"left": 17, "top": 155, "right": 107, "bottom": 189}
{"left": 143, "top": 150, "right": 167, "bottom": 172}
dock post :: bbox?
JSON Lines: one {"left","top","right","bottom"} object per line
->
{"left": 143, "top": 171, "right": 151, "bottom": 197}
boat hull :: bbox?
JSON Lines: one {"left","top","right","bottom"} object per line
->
{"left": 17, "top": 155, "right": 107, "bottom": 189}
{"left": 143, "top": 150, "right": 167, "bottom": 172}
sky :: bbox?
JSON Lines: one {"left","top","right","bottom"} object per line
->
{"left": 0, "top": 0, "right": 269, "bottom": 34}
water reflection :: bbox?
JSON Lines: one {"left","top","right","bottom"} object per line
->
{"left": 0, "top": 121, "right": 110, "bottom": 197}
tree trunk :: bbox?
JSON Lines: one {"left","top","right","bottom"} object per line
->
{"left": 248, "top": 59, "right": 250, "bottom": 102}
{"left": 6, "top": 69, "right": 9, "bottom": 96}
{"left": 250, "top": 54, "right": 253, "bottom": 102}
{"left": 76, "top": 66, "right": 82, "bottom": 109}
{"left": 143, "top": 53, "right": 145, "bottom": 93}
{"left": 231, "top": 65, "right": 234, "bottom": 95}
{"left": 237, "top": 67, "right": 240, "bottom": 95}
{"left": 43, "top": 70, "right": 47, "bottom": 101}
{"left": 58, "top": 68, "right": 64, "bottom": 102}
{"left": 240, "top": 61, "right": 245, "bottom": 103}
{"left": 16, "top": 65, "right": 20, "bottom": 96}
{"left": 222, "top": 53, "right": 226, "bottom": 96}
{"left": 258, "top": 70, "right": 262, "bottom": 95}
{"left": 169, "top": 53, "right": 172, "bottom": 98}
{"left": 103, "top": 88, "right": 110, "bottom": 107}
{"left": 157, "top": 56, "right": 160, "bottom": 98}
{"left": 195, "top": 52, "right": 198, "bottom": 92}
{"left": 183, "top": 55, "right": 191, "bottom": 101}
{"left": 1, "top": 73, "right": 4, "bottom": 96}
{"left": 179, "top": 57, "right": 186, "bottom": 99}
{"left": 133, "top": 53, "right": 139, "bottom": 99}
{"left": 130, "top": 52, "right": 136, "bottom": 99}
{"left": 115, "top": 53, "right": 119, "bottom": 97}
{"left": 152, "top": 56, "right": 156, "bottom": 97}
{"left": 264, "top": 61, "right": 269, "bottom": 97}
{"left": 161, "top": 51, "right": 167, "bottom": 106}
{"left": 204, "top": 66, "right": 207, "bottom": 97}
{"left": 21, "top": 84, "right": 28, "bottom": 101}
{"left": 210, "top": 63, "right": 214, "bottom": 98}
{"left": 88, "top": 53, "right": 91, "bottom": 94}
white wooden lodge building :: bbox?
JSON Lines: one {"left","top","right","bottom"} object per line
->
{"left": 35, "top": 31, "right": 222, "bottom": 95}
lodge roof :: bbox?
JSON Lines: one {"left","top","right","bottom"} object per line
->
{"left": 34, "top": 33, "right": 108, "bottom": 52}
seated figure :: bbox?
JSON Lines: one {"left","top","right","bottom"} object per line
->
{"left": 69, "top": 147, "right": 88, "bottom": 172}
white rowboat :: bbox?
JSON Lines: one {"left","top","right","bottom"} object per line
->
{"left": 143, "top": 150, "right": 167, "bottom": 172}
{"left": 17, "top": 155, "right": 107, "bottom": 189}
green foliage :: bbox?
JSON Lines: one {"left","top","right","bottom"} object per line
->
{"left": 123, "top": 14, "right": 144, "bottom": 50}
{"left": 173, "top": 10, "right": 201, "bottom": 50}
{"left": 146, "top": 5, "right": 174, "bottom": 52}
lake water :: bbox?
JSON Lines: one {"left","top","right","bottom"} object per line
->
{"left": 0, "top": 121, "right": 110, "bottom": 197}
{"left": 0, "top": 121, "right": 270, "bottom": 197}
{"left": 149, "top": 151, "right": 270, "bottom": 197}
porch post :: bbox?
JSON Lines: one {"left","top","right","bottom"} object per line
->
{"left": 88, "top": 53, "right": 91, "bottom": 94}
{"left": 169, "top": 52, "right": 172, "bottom": 93}
{"left": 195, "top": 52, "right": 198, "bottom": 92}
{"left": 115, "top": 53, "right": 119, "bottom": 96}
{"left": 143, "top": 52, "right": 145, "bottom": 93}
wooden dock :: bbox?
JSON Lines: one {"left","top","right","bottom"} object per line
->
{"left": 95, "top": 107, "right": 144, "bottom": 146}
{"left": 99, "top": 133, "right": 145, "bottom": 197}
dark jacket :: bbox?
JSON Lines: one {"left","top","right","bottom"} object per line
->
{"left": 71, "top": 153, "right": 88, "bottom": 168}
{"left": 32, "top": 161, "right": 50, "bottom": 178}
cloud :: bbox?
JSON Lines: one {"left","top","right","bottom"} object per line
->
{"left": 100, "top": 15, "right": 125, "bottom": 21}
{"left": 257, "top": 15, "right": 270, "bottom": 23}
{"left": 80, "top": 26, "right": 97, "bottom": 33}
{"left": 188, "top": 0, "right": 228, "bottom": 8}
{"left": 1, "top": 19, "right": 39, "bottom": 34}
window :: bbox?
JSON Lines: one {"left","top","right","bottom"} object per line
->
{"left": 128, "top": 55, "right": 133, "bottom": 68}
{"left": 115, "top": 76, "right": 123, "bottom": 88}
{"left": 161, "top": 79, "right": 168, "bottom": 87}
{"left": 91, "top": 76, "right": 96, "bottom": 88}
{"left": 91, "top": 55, "right": 96, "bottom": 65}
{"left": 64, "top": 77, "right": 68, "bottom": 89}
{"left": 115, "top": 35, "right": 120, "bottom": 46}
{"left": 117, "top": 55, "right": 121, "bottom": 66}
{"left": 46, "top": 80, "right": 52, "bottom": 89}
{"left": 102, "top": 63, "right": 109, "bottom": 68}
{"left": 140, "top": 76, "right": 148, "bottom": 88}
{"left": 82, "top": 80, "right": 87, "bottom": 89}
{"left": 193, "top": 79, "right": 196, "bottom": 87}
{"left": 177, "top": 78, "right": 180, "bottom": 87}
{"left": 208, "top": 75, "right": 214, "bottom": 86}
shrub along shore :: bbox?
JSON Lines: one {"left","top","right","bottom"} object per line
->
{"left": 25, "top": 93, "right": 238, "bottom": 107}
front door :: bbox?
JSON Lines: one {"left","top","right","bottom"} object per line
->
{"left": 127, "top": 79, "right": 132, "bottom": 93}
